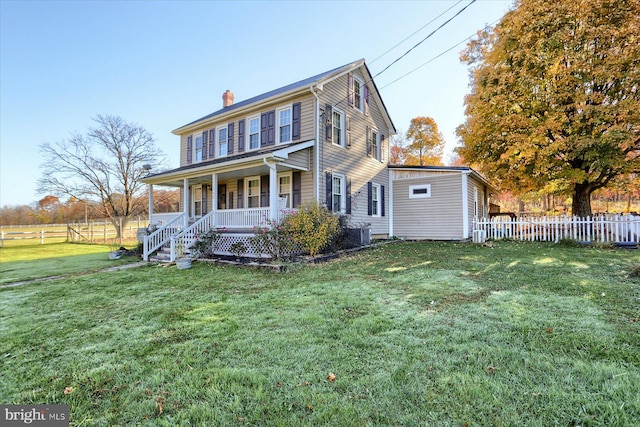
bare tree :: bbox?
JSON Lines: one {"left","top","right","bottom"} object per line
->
{"left": 38, "top": 115, "right": 166, "bottom": 238}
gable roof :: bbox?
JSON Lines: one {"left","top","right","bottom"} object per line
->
{"left": 173, "top": 59, "right": 396, "bottom": 135}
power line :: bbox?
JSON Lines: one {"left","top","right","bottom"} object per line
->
{"left": 373, "top": 0, "right": 477, "bottom": 79}
{"left": 369, "top": 0, "right": 464, "bottom": 65}
{"left": 379, "top": 19, "right": 500, "bottom": 91}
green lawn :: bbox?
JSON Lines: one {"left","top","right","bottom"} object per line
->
{"left": 0, "top": 242, "right": 140, "bottom": 284}
{"left": 1, "top": 241, "right": 638, "bottom": 426}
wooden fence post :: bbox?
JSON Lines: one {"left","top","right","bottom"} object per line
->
{"left": 40, "top": 230, "right": 44, "bottom": 244}
{"left": 1, "top": 231, "right": 4, "bottom": 248}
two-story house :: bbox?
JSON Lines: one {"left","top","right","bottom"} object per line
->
{"left": 142, "top": 59, "right": 396, "bottom": 260}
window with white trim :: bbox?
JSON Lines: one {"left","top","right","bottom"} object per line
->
{"left": 371, "top": 129, "right": 381, "bottom": 161}
{"left": 332, "top": 108, "right": 345, "bottom": 147}
{"left": 409, "top": 184, "right": 431, "bottom": 199}
{"left": 246, "top": 176, "right": 260, "bottom": 208}
{"left": 218, "top": 125, "right": 228, "bottom": 157}
{"left": 248, "top": 115, "right": 260, "bottom": 150}
{"left": 278, "top": 173, "right": 292, "bottom": 208}
{"left": 371, "top": 183, "right": 381, "bottom": 217}
{"left": 332, "top": 174, "right": 345, "bottom": 213}
{"left": 194, "top": 134, "right": 203, "bottom": 162}
{"left": 193, "top": 185, "right": 203, "bottom": 216}
{"left": 354, "top": 76, "right": 364, "bottom": 112}
{"left": 277, "top": 107, "right": 292, "bottom": 144}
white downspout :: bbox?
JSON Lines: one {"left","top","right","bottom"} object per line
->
{"left": 388, "top": 171, "right": 393, "bottom": 238}
{"left": 310, "top": 85, "right": 321, "bottom": 202}
{"left": 461, "top": 172, "right": 470, "bottom": 239}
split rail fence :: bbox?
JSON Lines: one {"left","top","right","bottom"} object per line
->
{"left": 1, "top": 217, "right": 148, "bottom": 247}
{"left": 473, "top": 214, "right": 640, "bottom": 244}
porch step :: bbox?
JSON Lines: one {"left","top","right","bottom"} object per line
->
{"left": 149, "top": 247, "right": 172, "bottom": 263}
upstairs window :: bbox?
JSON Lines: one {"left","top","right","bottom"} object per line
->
{"left": 218, "top": 126, "right": 228, "bottom": 157}
{"left": 195, "top": 134, "right": 203, "bottom": 162}
{"left": 332, "top": 108, "right": 345, "bottom": 147}
{"left": 354, "top": 76, "right": 364, "bottom": 112}
{"left": 277, "top": 107, "right": 292, "bottom": 144}
{"left": 248, "top": 116, "right": 260, "bottom": 150}
{"left": 371, "top": 130, "right": 380, "bottom": 161}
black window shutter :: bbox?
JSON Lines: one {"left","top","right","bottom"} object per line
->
{"left": 292, "top": 171, "right": 302, "bottom": 208}
{"left": 381, "top": 185, "right": 385, "bottom": 216}
{"left": 237, "top": 119, "right": 245, "bottom": 152}
{"left": 237, "top": 179, "right": 244, "bottom": 209}
{"left": 381, "top": 134, "right": 385, "bottom": 162}
{"left": 260, "top": 112, "right": 268, "bottom": 146}
{"left": 366, "top": 126, "right": 372, "bottom": 157}
{"left": 325, "top": 104, "right": 333, "bottom": 142}
{"left": 346, "top": 178, "right": 352, "bottom": 215}
{"left": 186, "top": 135, "right": 192, "bottom": 164}
{"left": 209, "top": 129, "right": 215, "bottom": 158}
{"left": 292, "top": 102, "right": 301, "bottom": 140}
{"left": 267, "top": 110, "right": 275, "bottom": 145}
{"left": 347, "top": 73, "right": 354, "bottom": 107}
{"left": 202, "top": 184, "right": 208, "bottom": 214}
{"left": 364, "top": 84, "right": 370, "bottom": 116}
{"left": 346, "top": 116, "right": 351, "bottom": 148}
{"left": 325, "top": 172, "right": 332, "bottom": 210}
{"left": 367, "top": 181, "right": 373, "bottom": 216}
{"left": 260, "top": 175, "right": 269, "bottom": 207}
{"left": 227, "top": 123, "right": 235, "bottom": 154}
{"left": 202, "top": 131, "right": 208, "bottom": 160}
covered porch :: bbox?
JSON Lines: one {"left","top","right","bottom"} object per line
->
{"left": 141, "top": 141, "right": 312, "bottom": 260}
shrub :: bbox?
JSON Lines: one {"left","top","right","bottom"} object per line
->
{"left": 191, "top": 228, "right": 226, "bottom": 258}
{"left": 287, "top": 203, "right": 340, "bottom": 256}
{"left": 250, "top": 217, "right": 295, "bottom": 261}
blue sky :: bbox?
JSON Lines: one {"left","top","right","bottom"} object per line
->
{"left": 0, "top": 0, "right": 512, "bottom": 207}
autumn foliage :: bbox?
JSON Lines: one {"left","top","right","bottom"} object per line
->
{"left": 456, "top": 0, "right": 640, "bottom": 217}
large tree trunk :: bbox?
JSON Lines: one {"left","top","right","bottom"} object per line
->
{"left": 572, "top": 183, "right": 593, "bottom": 217}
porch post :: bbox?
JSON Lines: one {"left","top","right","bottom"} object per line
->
{"left": 212, "top": 173, "right": 218, "bottom": 226}
{"left": 183, "top": 178, "right": 189, "bottom": 228}
{"left": 148, "top": 184, "right": 154, "bottom": 226}
{"left": 269, "top": 165, "right": 278, "bottom": 223}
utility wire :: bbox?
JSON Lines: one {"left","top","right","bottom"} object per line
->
{"left": 379, "top": 19, "right": 501, "bottom": 91}
{"left": 373, "top": 0, "right": 477, "bottom": 79}
{"left": 370, "top": 0, "right": 464, "bottom": 65}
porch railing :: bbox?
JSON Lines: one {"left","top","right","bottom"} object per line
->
{"left": 150, "top": 212, "right": 184, "bottom": 226}
{"left": 143, "top": 212, "right": 186, "bottom": 260}
{"left": 215, "top": 208, "right": 270, "bottom": 229}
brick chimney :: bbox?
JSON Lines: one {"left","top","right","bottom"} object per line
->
{"left": 222, "top": 90, "right": 234, "bottom": 108}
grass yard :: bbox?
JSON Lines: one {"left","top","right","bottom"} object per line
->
{"left": 1, "top": 241, "right": 638, "bottom": 426}
{"left": 0, "top": 242, "right": 140, "bottom": 284}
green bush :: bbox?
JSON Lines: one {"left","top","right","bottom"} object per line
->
{"left": 287, "top": 203, "right": 340, "bottom": 256}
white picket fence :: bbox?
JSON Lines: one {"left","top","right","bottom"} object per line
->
{"left": 473, "top": 214, "right": 640, "bottom": 244}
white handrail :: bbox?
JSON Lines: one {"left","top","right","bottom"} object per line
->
{"left": 143, "top": 213, "right": 186, "bottom": 260}
{"left": 170, "top": 210, "right": 218, "bottom": 261}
